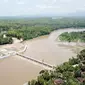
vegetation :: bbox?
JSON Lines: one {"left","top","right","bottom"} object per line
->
{"left": 0, "top": 17, "right": 85, "bottom": 44}
{"left": 0, "top": 34, "right": 13, "bottom": 45}
{"left": 29, "top": 49, "right": 85, "bottom": 85}
{"left": 59, "top": 31, "right": 85, "bottom": 42}
{"left": 6, "top": 27, "right": 53, "bottom": 40}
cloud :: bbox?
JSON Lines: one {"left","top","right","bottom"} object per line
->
{"left": 36, "top": 5, "right": 52, "bottom": 9}
{"left": 3, "top": 0, "right": 9, "bottom": 3}
{"left": 36, "top": 5, "right": 61, "bottom": 9}
{"left": 59, "top": 0, "right": 72, "bottom": 2}
{"left": 16, "top": 0, "right": 25, "bottom": 5}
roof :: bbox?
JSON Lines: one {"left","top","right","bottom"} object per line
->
{"left": 54, "top": 79, "right": 64, "bottom": 85}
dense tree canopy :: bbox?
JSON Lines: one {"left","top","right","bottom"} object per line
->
{"left": 0, "top": 17, "right": 85, "bottom": 42}
{"left": 59, "top": 31, "right": 85, "bottom": 42}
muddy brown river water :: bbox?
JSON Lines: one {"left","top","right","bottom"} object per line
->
{"left": 0, "top": 28, "right": 85, "bottom": 85}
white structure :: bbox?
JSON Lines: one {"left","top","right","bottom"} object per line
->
{"left": 3, "top": 34, "right": 7, "bottom": 38}
{"left": 23, "top": 82, "right": 28, "bottom": 85}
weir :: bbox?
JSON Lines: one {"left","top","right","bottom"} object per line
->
{"left": 16, "top": 53, "right": 55, "bottom": 69}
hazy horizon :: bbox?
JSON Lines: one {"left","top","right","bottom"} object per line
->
{"left": 0, "top": 0, "right": 85, "bottom": 16}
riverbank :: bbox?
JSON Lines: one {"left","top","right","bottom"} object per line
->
{"left": 55, "top": 28, "right": 85, "bottom": 53}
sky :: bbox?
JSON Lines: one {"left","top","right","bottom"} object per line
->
{"left": 0, "top": 0, "right": 85, "bottom": 16}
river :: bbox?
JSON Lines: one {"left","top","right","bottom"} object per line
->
{"left": 0, "top": 28, "right": 85, "bottom": 85}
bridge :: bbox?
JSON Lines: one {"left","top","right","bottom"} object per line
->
{"left": 16, "top": 53, "right": 55, "bottom": 69}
